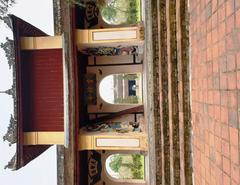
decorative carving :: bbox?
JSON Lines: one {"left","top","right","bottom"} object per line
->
{"left": 2, "top": 16, "right": 13, "bottom": 30}
{"left": 88, "top": 150, "right": 102, "bottom": 185}
{"left": 85, "top": 74, "right": 97, "bottom": 105}
{"left": 0, "top": 37, "right": 15, "bottom": 69}
{"left": 89, "top": 158, "right": 98, "bottom": 177}
{"left": 4, "top": 153, "right": 17, "bottom": 170}
{"left": 53, "top": 0, "right": 62, "bottom": 35}
{"left": 0, "top": 1, "right": 15, "bottom": 18}
{"left": 0, "top": 58, "right": 18, "bottom": 146}
{"left": 0, "top": 81, "right": 18, "bottom": 141}
{"left": 85, "top": 1, "right": 99, "bottom": 28}
{"left": 86, "top": 121, "right": 141, "bottom": 133}
{"left": 3, "top": 114, "right": 17, "bottom": 146}
{"left": 81, "top": 46, "right": 139, "bottom": 56}
{"left": 0, "top": 87, "right": 14, "bottom": 96}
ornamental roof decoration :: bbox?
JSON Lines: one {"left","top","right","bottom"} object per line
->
{"left": 0, "top": 84, "right": 14, "bottom": 97}
{"left": 0, "top": 80, "right": 18, "bottom": 148}
{"left": 0, "top": 16, "right": 18, "bottom": 170}
{"left": 0, "top": 37, "right": 15, "bottom": 69}
{"left": 53, "top": 0, "right": 62, "bottom": 35}
{"left": 4, "top": 153, "right": 17, "bottom": 170}
{"left": 3, "top": 114, "right": 17, "bottom": 146}
{"left": 2, "top": 16, "right": 13, "bottom": 30}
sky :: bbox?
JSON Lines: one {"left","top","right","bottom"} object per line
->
{"left": 99, "top": 75, "right": 114, "bottom": 103}
{"left": 0, "top": 0, "right": 57, "bottom": 185}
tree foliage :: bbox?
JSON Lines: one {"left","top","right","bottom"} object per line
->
{"left": 101, "top": 2, "right": 117, "bottom": 24}
{"left": 109, "top": 154, "right": 144, "bottom": 179}
{"left": 101, "top": 0, "right": 140, "bottom": 25}
{"left": 109, "top": 154, "right": 123, "bottom": 173}
{"left": 66, "top": 0, "right": 141, "bottom": 25}
{"left": 131, "top": 154, "right": 144, "bottom": 179}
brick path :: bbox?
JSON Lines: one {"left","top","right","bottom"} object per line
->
{"left": 190, "top": 0, "right": 240, "bottom": 184}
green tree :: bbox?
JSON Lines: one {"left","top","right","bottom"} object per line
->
{"left": 131, "top": 154, "right": 144, "bottom": 179}
{"left": 109, "top": 154, "right": 123, "bottom": 173}
{"left": 109, "top": 154, "right": 144, "bottom": 179}
{"left": 101, "top": 0, "right": 140, "bottom": 25}
{"left": 101, "top": 4, "right": 117, "bottom": 24}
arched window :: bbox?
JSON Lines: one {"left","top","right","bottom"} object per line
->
{"left": 105, "top": 154, "right": 145, "bottom": 180}
{"left": 100, "top": 0, "right": 141, "bottom": 25}
{"left": 99, "top": 73, "right": 142, "bottom": 105}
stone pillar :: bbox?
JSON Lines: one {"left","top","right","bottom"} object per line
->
{"left": 145, "top": 0, "right": 192, "bottom": 184}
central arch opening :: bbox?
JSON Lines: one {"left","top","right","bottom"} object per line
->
{"left": 99, "top": 73, "right": 143, "bottom": 105}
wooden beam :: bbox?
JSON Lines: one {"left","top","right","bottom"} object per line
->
{"left": 23, "top": 131, "right": 148, "bottom": 151}
{"left": 76, "top": 27, "right": 144, "bottom": 45}
{"left": 79, "top": 132, "right": 148, "bottom": 151}
{"left": 89, "top": 105, "right": 144, "bottom": 124}
{"left": 20, "top": 36, "right": 62, "bottom": 50}
{"left": 23, "top": 132, "right": 64, "bottom": 145}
